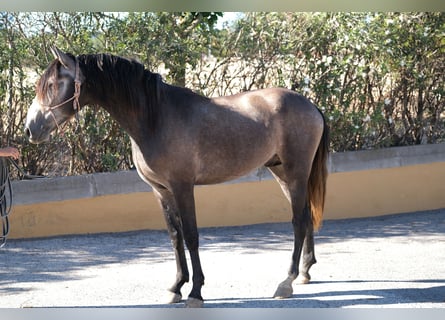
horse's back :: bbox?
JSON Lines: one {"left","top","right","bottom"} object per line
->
{"left": 213, "top": 88, "right": 324, "bottom": 137}
{"left": 215, "top": 87, "right": 320, "bottom": 117}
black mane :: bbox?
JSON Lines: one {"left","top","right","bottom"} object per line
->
{"left": 77, "top": 53, "right": 163, "bottom": 132}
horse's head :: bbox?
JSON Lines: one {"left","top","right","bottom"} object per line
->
{"left": 24, "top": 47, "right": 84, "bottom": 144}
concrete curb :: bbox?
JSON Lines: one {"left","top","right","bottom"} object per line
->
{"left": 12, "top": 143, "right": 445, "bottom": 206}
{"left": 328, "top": 143, "right": 445, "bottom": 173}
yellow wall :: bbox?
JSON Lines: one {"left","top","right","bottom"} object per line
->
{"left": 9, "top": 161, "right": 445, "bottom": 239}
{"left": 324, "top": 162, "right": 445, "bottom": 218}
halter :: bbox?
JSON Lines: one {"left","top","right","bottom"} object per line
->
{"left": 45, "top": 58, "right": 82, "bottom": 133}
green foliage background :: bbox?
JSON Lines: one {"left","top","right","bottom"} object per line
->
{"left": 0, "top": 12, "right": 444, "bottom": 177}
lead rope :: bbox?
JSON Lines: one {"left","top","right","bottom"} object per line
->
{"left": 0, "top": 158, "right": 12, "bottom": 248}
{"left": 0, "top": 158, "right": 45, "bottom": 248}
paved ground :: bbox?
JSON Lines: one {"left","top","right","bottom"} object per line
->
{"left": 0, "top": 209, "right": 444, "bottom": 308}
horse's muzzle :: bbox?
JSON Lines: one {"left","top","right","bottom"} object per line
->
{"left": 24, "top": 125, "right": 47, "bottom": 144}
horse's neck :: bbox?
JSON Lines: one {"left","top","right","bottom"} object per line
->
{"left": 81, "top": 87, "right": 144, "bottom": 143}
{"left": 81, "top": 65, "right": 148, "bottom": 139}
{"left": 82, "top": 60, "right": 205, "bottom": 144}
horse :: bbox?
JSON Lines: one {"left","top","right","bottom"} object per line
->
{"left": 24, "top": 47, "right": 329, "bottom": 307}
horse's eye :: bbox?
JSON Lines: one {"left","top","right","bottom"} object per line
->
{"left": 45, "top": 83, "right": 55, "bottom": 101}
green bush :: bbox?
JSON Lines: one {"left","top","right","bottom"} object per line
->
{"left": 1, "top": 12, "right": 443, "bottom": 177}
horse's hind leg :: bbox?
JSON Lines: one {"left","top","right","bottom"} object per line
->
{"left": 298, "top": 204, "right": 317, "bottom": 284}
{"left": 268, "top": 165, "right": 312, "bottom": 298}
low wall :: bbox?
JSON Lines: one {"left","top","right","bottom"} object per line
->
{"left": 9, "top": 143, "right": 445, "bottom": 239}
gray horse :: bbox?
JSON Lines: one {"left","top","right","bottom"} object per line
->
{"left": 24, "top": 47, "right": 329, "bottom": 307}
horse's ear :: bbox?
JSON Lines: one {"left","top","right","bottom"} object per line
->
{"left": 50, "top": 46, "right": 75, "bottom": 70}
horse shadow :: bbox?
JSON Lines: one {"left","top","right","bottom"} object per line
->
{"left": 103, "top": 279, "right": 445, "bottom": 308}
{"left": 53, "top": 279, "right": 445, "bottom": 308}
{"left": 202, "top": 280, "right": 445, "bottom": 308}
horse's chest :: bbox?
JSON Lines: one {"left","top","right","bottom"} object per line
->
{"left": 130, "top": 141, "right": 168, "bottom": 187}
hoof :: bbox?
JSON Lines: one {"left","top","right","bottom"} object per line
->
{"left": 185, "top": 297, "right": 204, "bottom": 308}
{"left": 273, "top": 281, "right": 293, "bottom": 299}
{"left": 166, "top": 291, "right": 182, "bottom": 304}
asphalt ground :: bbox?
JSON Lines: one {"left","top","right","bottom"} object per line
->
{"left": 0, "top": 209, "right": 444, "bottom": 308}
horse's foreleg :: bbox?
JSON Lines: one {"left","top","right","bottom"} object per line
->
{"left": 172, "top": 184, "right": 205, "bottom": 308}
{"left": 153, "top": 186, "right": 189, "bottom": 304}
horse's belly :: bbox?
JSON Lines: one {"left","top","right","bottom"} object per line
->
{"left": 195, "top": 171, "right": 249, "bottom": 185}
{"left": 194, "top": 150, "right": 273, "bottom": 185}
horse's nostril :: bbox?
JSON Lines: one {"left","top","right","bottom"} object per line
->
{"left": 24, "top": 127, "right": 31, "bottom": 138}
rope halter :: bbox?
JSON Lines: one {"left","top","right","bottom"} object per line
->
{"left": 45, "top": 58, "right": 82, "bottom": 133}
